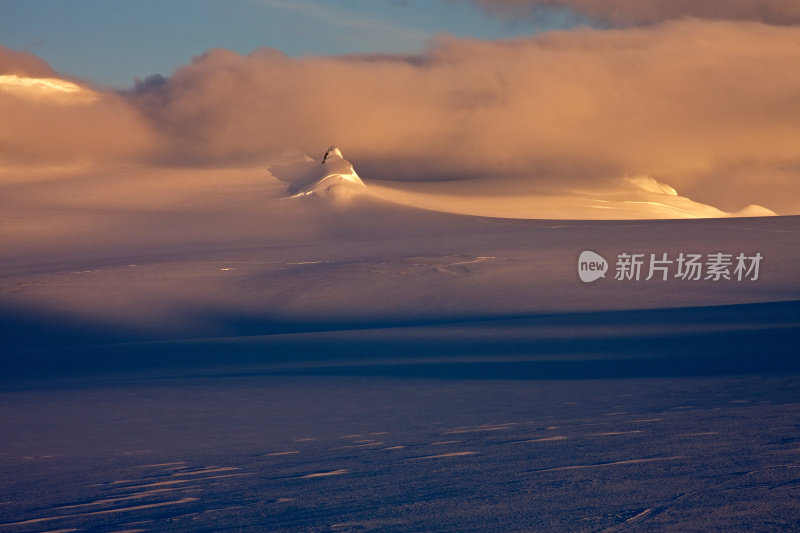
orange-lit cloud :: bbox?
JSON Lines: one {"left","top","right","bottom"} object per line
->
{"left": 468, "top": 0, "right": 800, "bottom": 26}
{"left": 0, "top": 47, "right": 55, "bottom": 77}
{"left": 0, "top": 47, "right": 153, "bottom": 166}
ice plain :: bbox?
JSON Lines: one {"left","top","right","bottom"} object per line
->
{"left": 1, "top": 154, "right": 799, "bottom": 531}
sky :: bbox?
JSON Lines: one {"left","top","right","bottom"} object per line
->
{"left": 1, "top": 0, "right": 799, "bottom": 215}
{"left": 0, "top": 0, "right": 580, "bottom": 88}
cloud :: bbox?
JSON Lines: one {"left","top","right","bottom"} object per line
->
{"left": 467, "top": 0, "right": 800, "bottom": 27}
{"left": 0, "top": 46, "right": 154, "bottom": 166}
{"left": 129, "top": 20, "right": 800, "bottom": 213}
{"left": 0, "top": 46, "right": 55, "bottom": 77}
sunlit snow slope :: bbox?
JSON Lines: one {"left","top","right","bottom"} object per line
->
{"left": 272, "top": 148, "right": 774, "bottom": 219}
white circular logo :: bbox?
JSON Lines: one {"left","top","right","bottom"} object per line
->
{"left": 578, "top": 251, "right": 608, "bottom": 283}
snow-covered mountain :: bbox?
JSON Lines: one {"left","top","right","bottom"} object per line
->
{"left": 278, "top": 146, "right": 366, "bottom": 200}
